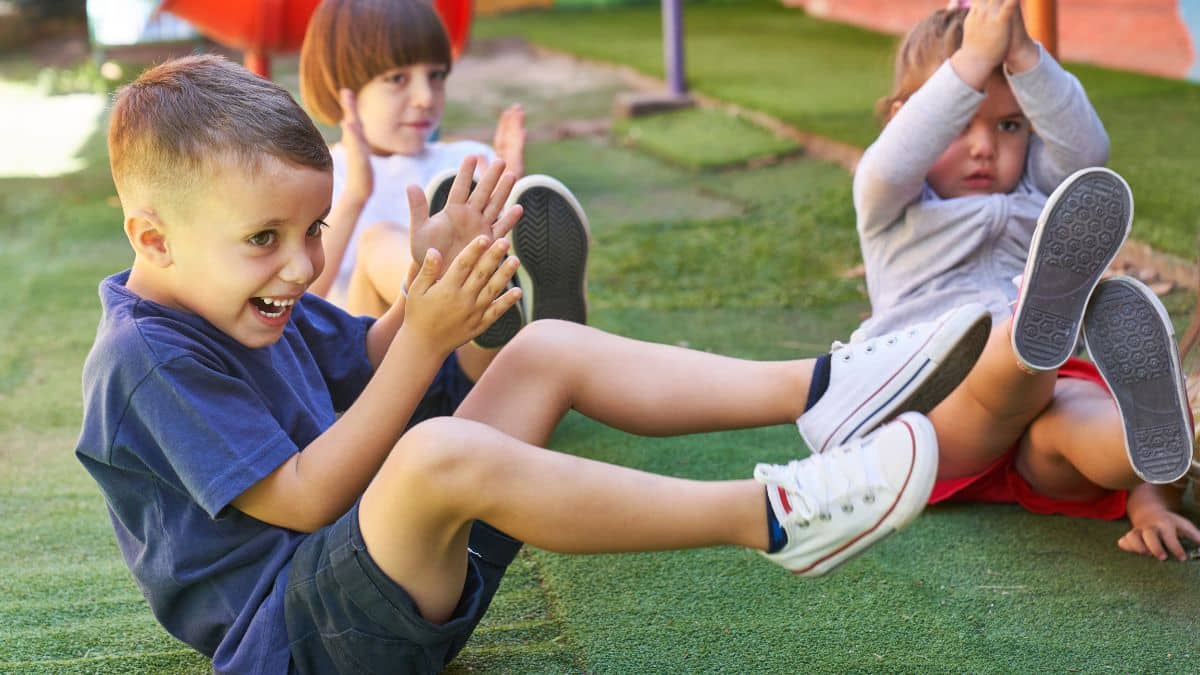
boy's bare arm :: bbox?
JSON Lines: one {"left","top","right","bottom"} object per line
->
{"left": 310, "top": 89, "right": 373, "bottom": 298}
{"left": 1119, "top": 482, "right": 1200, "bottom": 561}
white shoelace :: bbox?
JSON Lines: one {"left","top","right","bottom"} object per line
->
{"left": 755, "top": 442, "right": 887, "bottom": 527}
{"left": 829, "top": 327, "right": 917, "bottom": 363}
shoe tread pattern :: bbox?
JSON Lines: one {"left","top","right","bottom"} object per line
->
{"left": 512, "top": 187, "right": 588, "bottom": 324}
{"left": 1085, "top": 280, "right": 1191, "bottom": 483}
{"left": 1015, "top": 171, "right": 1130, "bottom": 368}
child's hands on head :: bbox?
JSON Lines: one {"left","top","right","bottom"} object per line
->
{"left": 1118, "top": 507, "right": 1200, "bottom": 562}
{"left": 338, "top": 88, "right": 374, "bottom": 205}
{"left": 407, "top": 156, "right": 523, "bottom": 272}
{"left": 951, "top": 0, "right": 1020, "bottom": 89}
{"left": 1002, "top": 0, "right": 1040, "bottom": 74}
{"left": 493, "top": 104, "right": 526, "bottom": 179}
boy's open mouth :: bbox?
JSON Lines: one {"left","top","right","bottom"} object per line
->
{"left": 250, "top": 296, "right": 295, "bottom": 319}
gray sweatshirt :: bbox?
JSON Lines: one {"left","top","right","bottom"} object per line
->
{"left": 853, "top": 45, "right": 1109, "bottom": 338}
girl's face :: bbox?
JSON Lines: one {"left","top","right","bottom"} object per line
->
{"left": 926, "top": 72, "right": 1031, "bottom": 199}
{"left": 355, "top": 62, "right": 449, "bottom": 156}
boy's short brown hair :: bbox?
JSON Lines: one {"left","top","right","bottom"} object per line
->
{"left": 299, "top": 0, "right": 453, "bottom": 126}
{"left": 877, "top": 8, "right": 994, "bottom": 123}
{"left": 108, "top": 54, "right": 331, "bottom": 212}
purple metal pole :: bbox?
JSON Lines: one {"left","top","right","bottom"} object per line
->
{"left": 662, "top": 0, "right": 686, "bottom": 96}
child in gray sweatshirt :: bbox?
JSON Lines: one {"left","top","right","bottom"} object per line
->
{"left": 851, "top": 0, "right": 1197, "bottom": 560}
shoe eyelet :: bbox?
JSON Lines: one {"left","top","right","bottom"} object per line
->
{"left": 841, "top": 354, "right": 852, "bottom": 362}
{"left": 886, "top": 337, "right": 897, "bottom": 346}
{"left": 841, "top": 503, "right": 854, "bottom": 514}
{"left": 798, "top": 520, "right": 810, "bottom": 528}
{"left": 863, "top": 493, "right": 876, "bottom": 504}
{"left": 818, "top": 512, "right": 832, "bottom": 521}
{"left": 864, "top": 345, "right": 874, "bottom": 354}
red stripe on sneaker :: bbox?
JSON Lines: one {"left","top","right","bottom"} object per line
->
{"left": 777, "top": 486, "right": 792, "bottom": 514}
{"left": 820, "top": 318, "right": 947, "bottom": 453}
{"left": 793, "top": 419, "right": 918, "bottom": 575}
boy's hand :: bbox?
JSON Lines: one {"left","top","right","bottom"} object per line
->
{"left": 493, "top": 104, "right": 526, "bottom": 179}
{"left": 1118, "top": 508, "right": 1200, "bottom": 562}
{"left": 1003, "top": 1, "right": 1040, "bottom": 74}
{"left": 407, "top": 156, "right": 523, "bottom": 272}
{"left": 402, "top": 235, "right": 522, "bottom": 354}
{"left": 339, "top": 88, "right": 373, "bottom": 205}
{"left": 952, "top": 0, "right": 1017, "bottom": 89}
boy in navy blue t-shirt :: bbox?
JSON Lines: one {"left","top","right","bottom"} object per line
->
{"left": 77, "top": 54, "right": 994, "bottom": 673}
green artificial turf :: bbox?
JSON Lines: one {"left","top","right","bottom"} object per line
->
{"left": 613, "top": 106, "right": 801, "bottom": 170}
{"left": 3, "top": 29, "right": 1199, "bottom": 674}
{"left": 475, "top": 0, "right": 1200, "bottom": 259}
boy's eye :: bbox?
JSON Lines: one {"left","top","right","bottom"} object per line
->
{"left": 307, "top": 220, "right": 328, "bottom": 238}
{"left": 248, "top": 231, "right": 276, "bottom": 247}
{"left": 385, "top": 72, "right": 408, "bottom": 86}
{"left": 430, "top": 68, "right": 448, "bottom": 82}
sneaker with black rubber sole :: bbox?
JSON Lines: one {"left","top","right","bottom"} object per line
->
{"left": 505, "top": 175, "right": 590, "bottom": 325}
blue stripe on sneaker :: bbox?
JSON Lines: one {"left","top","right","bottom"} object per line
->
{"left": 836, "top": 359, "right": 931, "bottom": 446}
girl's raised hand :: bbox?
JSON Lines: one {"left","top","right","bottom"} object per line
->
{"left": 339, "top": 88, "right": 374, "bottom": 205}
{"left": 492, "top": 104, "right": 526, "bottom": 179}
{"left": 953, "top": 0, "right": 1018, "bottom": 88}
{"left": 1003, "top": 0, "right": 1041, "bottom": 74}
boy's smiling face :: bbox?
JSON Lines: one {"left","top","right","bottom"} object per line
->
{"left": 129, "top": 156, "right": 332, "bottom": 349}
{"left": 926, "top": 72, "right": 1031, "bottom": 199}
{"left": 355, "top": 62, "right": 448, "bottom": 156}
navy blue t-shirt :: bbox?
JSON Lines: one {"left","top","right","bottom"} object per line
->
{"left": 75, "top": 271, "right": 375, "bottom": 674}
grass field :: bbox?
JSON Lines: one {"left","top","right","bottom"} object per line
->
{"left": 2, "top": 5, "right": 1199, "bottom": 672}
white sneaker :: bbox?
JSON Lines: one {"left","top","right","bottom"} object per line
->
{"left": 1083, "top": 276, "right": 1193, "bottom": 484}
{"left": 755, "top": 412, "right": 939, "bottom": 576}
{"left": 505, "top": 174, "right": 590, "bottom": 325}
{"left": 798, "top": 303, "right": 990, "bottom": 454}
{"left": 1012, "top": 166, "right": 1132, "bottom": 371}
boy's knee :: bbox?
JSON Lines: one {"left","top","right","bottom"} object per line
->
{"left": 507, "top": 319, "right": 582, "bottom": 357}
{"left": 379, "top": 417, "right": 494, "bottom": 493}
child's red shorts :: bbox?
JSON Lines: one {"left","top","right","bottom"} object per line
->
{"left": 927, "top": 357, "right": 1127, "bottom": 520}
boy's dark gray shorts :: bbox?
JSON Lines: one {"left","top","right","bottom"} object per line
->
{"left": 285, "top": 503, "right": 522, "bottom": 674}
{"left": 285, "top": 353, "right": 518, "bottom": 673}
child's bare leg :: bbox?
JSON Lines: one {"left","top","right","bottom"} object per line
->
{"left": 358, "top": 417, "right": 766, "bottom": 622}
{"left": 1015, "top": 378, "right": 1135, "bottom": 498}
{"left": 929, "top": 316, "right": 1058, "bottom": 478}
{"left": 454, "top": 320, "right": 814, "bottom": 447}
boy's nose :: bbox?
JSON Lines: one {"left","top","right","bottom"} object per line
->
{"left": 280, "top": 247, "right": 315, "bottom": 285}
{"left": 410, "top": 74, "right": 434, "bottom": 109}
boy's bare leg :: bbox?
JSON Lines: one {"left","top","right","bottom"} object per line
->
{"left": 454, "top": 320, "right": 815, "bottom": 447}
{"left": 927, "top": 316, "right": 1058, "bottom": 478}
{"left": 358, "top": 417, "right": 767, "bottom": 623}
{"left": 346, "top": 222, "right": 500, "bottom": 380}
{"left": 1016, "top": 378, "right": 1136, "bottom": 498}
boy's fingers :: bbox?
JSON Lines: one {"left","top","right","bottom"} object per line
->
{"left": 477, "top": 255, "right": 519, "bottom": 306}
{"left": 481, "top": 172, "right": 517, "bottom": 225}
{"left": 409, "top": 248, "right": 441, "bottom": 295}
{"left": 442, "top": 235, "right": 491, "bottom": 287}
{"left": 480, "top": 286, "right": 523, "bottom": 328}
{"left": 463, "top": 238, "right": 511, "bottom": 295}
{"left": 446, "top": 156, "right": 478, "bottom": 206}
{"left": 492, "top": 203, "right": 523, "bottom": 240}
{"left": 407, "top": 184, "right": 430, "bottom": 233}
{"left": 1144, "top": 531, "right": 1168, "bottom": 561}
{"left": 1161, "top": 529, "right": 1187, "bottom": 561}
{"left": 467, "top": 158, "right": 506, "bottom": 212}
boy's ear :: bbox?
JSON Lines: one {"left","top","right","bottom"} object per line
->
{"left": 124, "top": 209, "right": 173, "bottom": 267}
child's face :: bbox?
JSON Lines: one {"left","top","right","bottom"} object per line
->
{"left": 927, "top": 73, "right": 1031, "bottom": 199}
{"left": 355, "top": 62, "right": 449, "bottom": 156}
{"left": 152, "top": 158, "right": 332, "bottom": 348}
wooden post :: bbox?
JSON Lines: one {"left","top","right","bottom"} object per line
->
{"left": 1024, "top": 0, "right": 1058, "bottom": 59}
